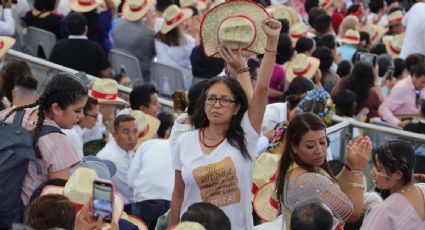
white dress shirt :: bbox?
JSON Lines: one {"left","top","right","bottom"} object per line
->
{"left": 97, "top": 138, "right": 134, "bottom": 204}
{"left": 400, "top": 3, "right": 425, "bottom": 59}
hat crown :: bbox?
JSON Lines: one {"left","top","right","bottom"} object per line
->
{"left": 163, "top": 4, "right": 182, "bottom": 21}
{"left": 218, "top": 16, "right": 256, "bottom": 49}
{"left": 293, "top": 54, "right": 310, "bottom": 71}
{"left": 388, "top": 10, "right": 403, "bottom": 20}
{"left": 92, "top": 79, "right": 119, "bottom": 95}
{"left": 130, "top": 110, "right": 148, "bottom": 130}
{"left": 344, "top": 29, "right": 360, "bottom": 38}
{"left": 128, "top": 0, "right": 145, "bottom": 8}
{"left": 64, "top": 168, "right": 97, "bottom": 204}
{"left": 392, "top": 34, "right": 403, "bottom": 49}
{"left": 290, "top": 22, "right": 307, "bottom": 35}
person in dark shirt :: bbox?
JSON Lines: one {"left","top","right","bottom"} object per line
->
{"left": 49, "top": 12, "right": 111, "bottom": 78}
{"left": 404, "top": 100, "right": 425, "bottom": 134}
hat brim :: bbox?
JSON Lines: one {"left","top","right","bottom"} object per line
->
{"left": 41, "top": 185, "right": 124, "bottom": 221}
{"left": 253, "top": 182, "right": 280, "bottom": 222}
{"left": 160, "top": 8, "right": 193, "bottom": 34}
{"left": 127, "top": 215, "right": 149, "bottom": 230}
{"left": 122, "top": 0, "right": 155, "bottom": 22}
{"left": 200, "top": 0, "right": 271, "bottom": 57}
{"left": 89, "top": 90, "right": 128, "bottom": 105}
{"left": 370, "top": 25, "right": 385, "bottom": 45}
{"left": 136, "top": 114, "right": 160, "bottom": 147}
{"left": 337, "top": 36, "right": 360, "bottom": 45}
{"left": 383, "top": 35, "right": 400, "bottom": 58}
{"left": 285, "top": 56, "right": 320, "bottom": 82}
{"left": 0, "top": 36, "right": 15, "bottom": 58}
{"left": 70, "top": 1, "right": 100, "bottom": 12}
{"left": 290, "top": 32, "right": 314, "bottom": 46}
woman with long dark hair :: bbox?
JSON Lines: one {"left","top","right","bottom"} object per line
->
{"left": 170, "top": 18, "right": 281, "bottom": 229}
{"left": 275, "top": 113, "right": 372, "bottom": 229}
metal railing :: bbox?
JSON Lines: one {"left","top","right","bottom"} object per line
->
{"left": 4, "top": 49, "right": 174, "bottom": 108}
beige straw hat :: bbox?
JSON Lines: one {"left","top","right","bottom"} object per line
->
{"left": 160, "top": 4, "right": 193, "bottom": 34}
{"left": 383, "top": 34, "right": 404, "bottom": 58}
{"left": 338, "top": 29, "right": 360, "bottom": 45}
{"left": 200, "top": 0, "right": 270, "bottom": 57}
{"left": 289, "top": 22, "right": 309, "bottom": 44}
{"left": 209, "top": 0, "right": 225, "bottom": 9}
{"left": 253, "top": 181, "right": 280, "bottom": 221}
{"left": 361, "top": 24, "right": 385, "bottom": 45}
{"left": 69, "top": 0, "right": 100, "bottom": 12}
{"left": 267, "top": 5, "right": 297, "bottom": 26}
{"left": 89, "top": 79, "right": 127, "bottom": 105}
{"left": 122, "top": 0, "right": 156, "bottom": 21}
{"left": 129, "top": 110, "right": 160, "bottom": 148}
{"left": 286, "top": 53, "right": 320, "bottom": 82}
{"left": 0, "top": 36, "right": 15, "bottom": 58}
{"left": 180, "top": 0, "right": 208, "bottom": 11}
{"left": 252, "top": 153, "right": 280, "bottom": 199}
{"left": 41, "top": 168, "right": 124, "bottom": 221}
{"left": 387, "top": 10, "right": 403, "bottom": 26}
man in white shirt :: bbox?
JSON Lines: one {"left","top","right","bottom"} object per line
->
{"left": 128, "top": 112, "right": 175, "bottom": 230}
{"left": 0, "top": 0, "right": 15, "bottom": 36}
{"left": 400, "top": 0, "right": 425, "bottom": 59}
{"left": 97, "top": 114, "right": 138, "bottom": 213}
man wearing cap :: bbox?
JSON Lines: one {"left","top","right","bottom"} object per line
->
{"left": 112, "top": 0, "right": 156, "bottom": 80}
{"left": 400, "top": 0, "right": 425, "bottom": 59}
{"left": 97, "top": 114, "right": 139, "bottom": 213}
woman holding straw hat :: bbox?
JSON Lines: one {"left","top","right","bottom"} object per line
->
{"left": 170, "top": 1, "right": 282, "bottom": 228}
{"left": 155, "top": 4, "right": 195, "bottom": 90}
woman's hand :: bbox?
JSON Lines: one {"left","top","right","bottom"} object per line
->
{"left": 261, "top": 18, "right": 281, "bottom": 40}
{"left": 346, "top": 136, "right": 372, "bottom": 170}
{"left": 217, "top": 45, "right": 248, "bottom": 76}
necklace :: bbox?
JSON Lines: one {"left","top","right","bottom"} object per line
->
{"left": 398, "top": 184, "right": 417, "bottom": 194}
{"left": 200, "top": 128, "right": 225, "bottom": 148}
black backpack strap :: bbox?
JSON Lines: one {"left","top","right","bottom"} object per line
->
{"left": 12, "top": 110, "right": 26, "bottom": 126}
{"left": 40, "top": 125, "right": 64, "bottom": 136}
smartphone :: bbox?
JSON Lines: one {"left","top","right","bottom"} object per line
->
{"left": 356, "top": 52, "right": 377, "bottom": 66}
{"left": 92, "top": 180, "right": 114, "bottom": 223}
{"left": 386, "top": 68, "right": 394, "bottom": 81}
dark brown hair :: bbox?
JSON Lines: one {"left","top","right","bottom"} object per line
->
{"left": 156, "top": 27, "right": 184, "bottom": 46}
{"left": 26, "top": 194, "right": 76, "bottom": 230}
{"left": 0, "top": 60, "right": 32, "bottom": 102}
{"left": 276, "top": 113, "right": 335, "bottom": 203}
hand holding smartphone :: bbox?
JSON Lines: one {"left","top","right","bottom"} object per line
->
{"left": 93, "top": 180, "right": 114, "bottom": 223}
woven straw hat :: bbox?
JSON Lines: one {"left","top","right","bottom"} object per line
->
{"left": 129, "top": 110, "right": 160, "bottom": 148}
{"left": 89, "top": 79, "right": 127, "bottom": 105}
{"left": 388, "top": 10, "right": 403, "bottom": 26}
{"left": 122, "top": 0, "right": 156, "bottom": 21}
{"left": 267, "top": 5, "right": 297, "bottom": 26}
{"left": 69, "top": 0, "right": 100, "bottom": 12}
{"left": 180, "top": 0, "right": 208, "bottom": 10}
{"left": 200, "top": 0, "right": 270, "bottom": 57}
{"left": 286, "top": 53, "right": 320, "bottom": 82}
{"left": 361, "top": 24, "right": 385, "bottom": 45}
{"left": 253, "top": 181, "right": 280, "bottom": 221}
{"left": 210, "top": 0, "right": 225, "bottom": 9}
{"left": 252, "top": 153, "right": 280, "bottom": 200}
{"left": 41, "top": 168, "right": 124, "bottom": 221}
{"left": 0, "top": 36, "right": 15, "bottom": 58}
{"left": 383, "top": 34, "right": 404, "bottom": 58}
{"left": 289, "top": 22, "right": 309, "bottom": 44}
{"left": 319, "top": 0, "right": 332, "bottom": 9}
{"left": 160, "top": 4, "right": 193, "bottom": 34}
{"left": 338, "top": 29, "right": 360, "bottom": 45}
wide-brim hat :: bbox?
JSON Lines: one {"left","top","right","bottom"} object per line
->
{"left": 252, "top": 153, "right": 280, "bottom": 199}
{"left": 253, "top": 181, "right": 280, "bottom": 221}
{"left": 361, "top": 24, "right": 385, "bottom": 45}
{"left": 160, "top": 4, "right": 193, "bottom": 34}
{"left": 387, "top": 10, "right": 403, "bottom": 26}
{"left": 123, "top": 0, "right": 156, "bottom": 21}
{"left": 89, "top": 79, "right": 127, "bottom": 105}
{"left": 72, "top": 155, "right": 117, "bottom": 179}
{"left": 337, "top": 29, "right": 360, "bottom": 45}
{"left": 200, "top": 0, "right": 270, "bottom": 57}
{"left": 129, "top": 110, "right": 160, "bottom": 148}
{"left": 383, "top": 34, "right": 404, "bottom": 58}
{"left": 180, "top": 0, "right": 208, "bottom": 11}
{"left": 70, "top": 0, "right": 100, "bottom": 12}
{"left": 267, "top": 5, "right": 297, "bottom": 26}
{"left": 41, "top": 168, "right": 124, "bottom": 221}
{"left": 0, "top": 36, "right": 15, "bottom": 58}
{"left": 289, "top": 22, "right": 312, "bottom": 44}
{"left": 286, "top": 53, "right": 320, "bottom": 82}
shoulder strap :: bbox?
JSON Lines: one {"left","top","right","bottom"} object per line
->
{"left": 40, "top": 125, "right": 64, "bottom": 137}
{"left": 12, "top": 110, "right": 26, "bottom": 126}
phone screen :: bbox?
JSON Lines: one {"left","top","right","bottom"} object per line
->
{"left": 357, "top": 52, "right": 377, "bottom": 66}
{"left": 93, "top": 181, "right": 113, "bottom": 223}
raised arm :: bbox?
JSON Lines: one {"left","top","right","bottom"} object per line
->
{"left": 248, "top": 18, "right": 281, "bottom": 134}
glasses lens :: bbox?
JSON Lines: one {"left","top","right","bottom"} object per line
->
{"left": 206, "top": 96, "right": 216, "bottom": 105}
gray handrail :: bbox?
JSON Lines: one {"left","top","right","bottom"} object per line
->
{"left": 5, "top": 49, "right": 174, "bottom": 108}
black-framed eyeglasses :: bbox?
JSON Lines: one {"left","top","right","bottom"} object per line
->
{"left": 85, "top": 113, "right": 98, "bottom": 119}
{"left": 205, "top": 95, "right": 237, "bottom": 107}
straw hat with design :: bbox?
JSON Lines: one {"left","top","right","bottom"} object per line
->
{"left": 0, "top": 36, "right": 15, "bottom": 58}
{"left": 289, "top": 22, "right": 309, "bottom": 44}
{"left": 160, "top": 4, "right": 193, "bottom": 34}
{"left": 130, "top": 110, "right": 160, "bottom": 148}
{"left": 383, "top": 34, "right": 404, "bottom": 58}
{"left": 122, "top": 0, "right": 156, "bottom": 21}
{"left": 180, "top": 0, "right": 208, "bottom": 11}
{"left": 361, "top": 24, "right": 385, "bottom": 45}
{"left": 41, "top": 168, "right": 124, "bottom": 220}
{"left": 387, "top": 10, "right": 403, "bottom": 26}
{"left": 89, "top": 79, "right": 127, "bottom": 105}
{"left": 286, "top": 53, "right": 320, "bottom": 82}
{"left": 253, "top": 181, "right": 280, "bottom": 221}
{"left": 338, "top": 29, "right": 360, "bottom": 45}
{"left": 200, "top": 0, "right": 270, "bottom": 57}
{"left": 70, "top": 0, "right": 100, "bottom": 12}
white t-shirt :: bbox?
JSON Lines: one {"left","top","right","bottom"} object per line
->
{"left": 400, "top": 3, "right": 425, "bottom": 59}
{"left": 128, "top": 139, "right": 174, "bottom": 202}
{"left": 172, "top": 112, "right": 259, "bottom": 230}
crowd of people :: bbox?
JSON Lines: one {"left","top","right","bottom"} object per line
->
{"left": 0, "top": 0, "right": 425, "bottom": 229}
